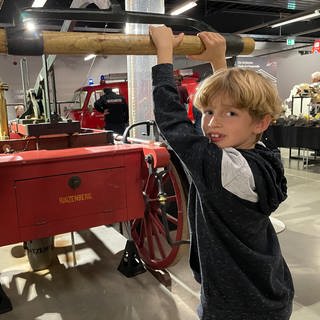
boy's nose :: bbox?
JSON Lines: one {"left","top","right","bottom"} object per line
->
{"left": 208, "top": 115, "right": 220, "bottom": 127}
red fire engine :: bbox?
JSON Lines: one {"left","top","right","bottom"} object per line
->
{"left": 67, "top": 71, "right": 199, "bottom": 129}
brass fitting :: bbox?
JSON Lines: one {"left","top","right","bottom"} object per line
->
{"left": 158, "top": 193, "right": 167, "bottom": 205}
{"left": 0, "top": 82, "right": 9, "bottom": 140}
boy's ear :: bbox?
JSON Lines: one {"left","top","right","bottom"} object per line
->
{"left": 254, "top": 114, "right": 272, "bottom": 134}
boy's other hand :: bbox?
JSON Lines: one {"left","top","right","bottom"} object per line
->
{"left": 149, "top": 25, "right": 184, "bottom": 64}
{"left": 187, "top": 32, "right": 227, "bottom": 71}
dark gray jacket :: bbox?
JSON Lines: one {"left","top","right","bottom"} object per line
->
{"left": 152, "top": 64, "right": 294, "bottom": 320}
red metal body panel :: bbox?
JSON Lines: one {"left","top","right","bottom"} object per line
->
{"left": 0, "top": 144, "right": 157, "bottom": 246}
{"left": 142, "top": 145, "right": 170, "bottom": 168}
{"left": 4, "top": 129, "right": 112, "bottom": 152}
{"left": 182, "top": 76, "right": 199, "bottom": 97}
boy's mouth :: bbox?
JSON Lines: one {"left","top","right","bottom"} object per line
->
{"left": 208, "top": 133, "right": 225, "bottom": 143}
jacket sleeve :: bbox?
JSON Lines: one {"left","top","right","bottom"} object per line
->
{"left": 122, "top": 99, "right": 129, "bottom": 124}
{"left": 152, "top": 63, "right": 222, "bottom": 185}
{"left": 94, "top": 95, "right": 106, "bottom": 113}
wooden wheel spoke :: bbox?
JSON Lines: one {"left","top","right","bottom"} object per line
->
{"left": 165, "top": 195, "right": 177, "bottom": 202}
{"left": 138, "top": 220, "right": 145, "bottom": 246}
{"left": 143, "top": 174, "right": 151, "bottom": 193}
{"left": 161, "top": 172, "right": 170, "bottom": 184}
{"left": 145, "top": 215, "right": 155, "bottom": 259}
{"left": 166, "top": 212, "right": 179, "bottom": 225}
{"left": 144, "top": 176, "right": 156, "bottom": 195}
{"left": 157, "top": 208, "right": 178, "bottom": 226}
{"left": 149, "top": 211, "right": 165, "bottom": 236}
{"left": 151, "top": 222, "right": 166, "bottom": 259}
{"left": 131, "top": 218, "right": 139, "bottom": 231}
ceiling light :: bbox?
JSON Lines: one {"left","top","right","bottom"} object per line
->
{"left": 84, "top": 54, "right": 96, "bottom": 61}
{"left": 25, "top": 21, "right": 36, "bottom": 31}
{"left": 271, "top": 9, "right": 320, "bottom": 28}
{"left": 170, "top": 1, "right": 197, "bottom": 16}
{"left": 32, "top": 0, "right": 47, "bottom": 8}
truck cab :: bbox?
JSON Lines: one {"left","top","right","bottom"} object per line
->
{"left": 67, "top": 75, "right": 128, "bottom": 129}
{"left": 66, "top": 71, "right": 198, "bottom": 129}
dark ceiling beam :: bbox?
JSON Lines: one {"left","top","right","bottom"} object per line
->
{"left": 0, "top": 23, "right": 12, "bottom": 28}
{"left": 21, "top": 7, "right": 217, "bottom": 32}
{"left": 266, "top": 19, "right": 320, "bottom": 39}
{"left": 221, "top": 9, "right": 286, "bottom": 17}
{"left": 203, "top": 3, "right": 234, "bottom": 17}
{"left": 242, "top": 33, "right": 315, "bottom": 43}
{"left": 207, "top": 0, "right": 314, "bottom": 11}
{"left": 293, "top": 27, "right": 320, "bottom": 37}
{"left": 235, "top": 4, "right": 320, "bottom": 33}
{"left": 253, "top": 44, "right": 312, "bottom": 58}
{"left": 25, "top": 23, "right": 123, "bottom": 33}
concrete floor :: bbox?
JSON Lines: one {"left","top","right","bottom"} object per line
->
{"left": 1, "top": 148, "right": 319, "bottom": 319}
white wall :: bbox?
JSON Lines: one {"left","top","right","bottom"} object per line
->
{"left": 54, "top": 55, "right": 127, "bottom": 101}
{"left": 0, "top": 55, "right": 41, "bottom": 119}
{"left": 0, "top": 54, "right": 128, "bottom": 105}
{"left": 0, "top": 55, "right": 41, "bottom": 100}
{"left": 277, "top": 53, "right": 320, "bottom": 100}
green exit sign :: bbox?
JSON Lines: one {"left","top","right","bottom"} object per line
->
{"left": 287, "top": 38, "right": 295, "bottom": 45}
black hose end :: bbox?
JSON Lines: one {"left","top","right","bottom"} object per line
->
{"left": 224, "top": 34, "right": 244, "bottom": 56}
{"left": 6, "top": 27, "right": 44, "bottom": 56}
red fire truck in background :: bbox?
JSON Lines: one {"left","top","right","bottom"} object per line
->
{"left": 66, "top": 71, "right": 200, "bottom": 129}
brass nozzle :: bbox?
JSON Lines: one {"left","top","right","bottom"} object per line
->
{"left": 158, "top": 193, "right": 167, "bottom": 205}
{"left": 0, "top": 82, "right": 9, "bottom": 140}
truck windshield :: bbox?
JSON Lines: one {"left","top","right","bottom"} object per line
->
{"left": 71, "top": 90, "right": 87, "bottom": 110}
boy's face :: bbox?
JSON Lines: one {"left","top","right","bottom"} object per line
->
{"left": 201, "top": 93, "right": 269, "bottom": 149}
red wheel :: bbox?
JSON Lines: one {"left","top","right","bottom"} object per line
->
{"left": 131, "top": 160, "right": 189, "bottom": 270}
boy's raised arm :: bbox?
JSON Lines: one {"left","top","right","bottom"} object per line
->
{"left": 188, "top": 32, "right": 227, "bottom": 71}
{"left": 149, "top": 25, "right": 184, "bottom": 64}
{"left": 150, "top": 25, "right": 222, "bottom": 180}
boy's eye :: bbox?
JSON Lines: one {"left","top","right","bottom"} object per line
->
{"left": 226, "top": 111, "right": 237, "bottom": 116}
{"left": 204, "top": 110, "right": 213, "bottom": 115}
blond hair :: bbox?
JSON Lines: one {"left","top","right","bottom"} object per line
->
{"left": 194, "top": 68, "right": 282, "bottom": 121}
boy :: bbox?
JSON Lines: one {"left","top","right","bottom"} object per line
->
{"left": 150, "top": 25, "right": 294, "bottom": 320}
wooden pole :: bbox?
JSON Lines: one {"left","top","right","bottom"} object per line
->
{"left": 0, "top": 29, "right": 6, "bottom": 54}
{"left": 0, "top": 29, "right": 255, "bottom": 56}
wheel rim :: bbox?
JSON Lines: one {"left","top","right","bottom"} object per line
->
{"left": 131, "top": 161, "right": 188, "bottom": 269}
